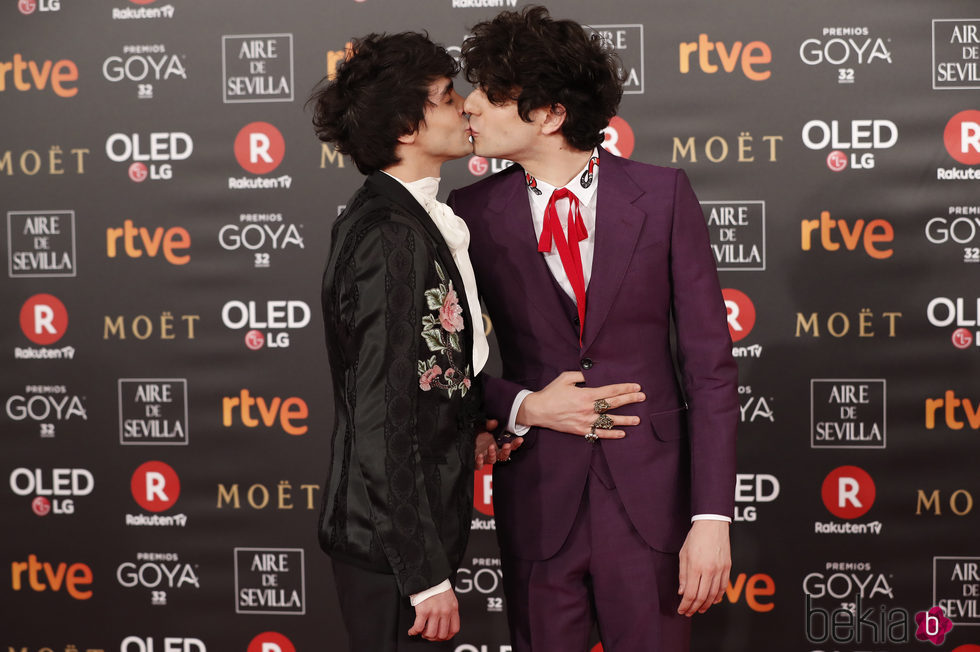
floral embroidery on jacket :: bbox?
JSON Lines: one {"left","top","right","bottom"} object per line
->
{"left": 418, "top": 261, "right": 472, "bottom": 396}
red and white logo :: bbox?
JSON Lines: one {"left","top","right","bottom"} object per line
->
{"left": 19, "top": 293, "right": 68, "bottom": 345}
{"left": 235, "top": 122, "right": 285, "bottom": 174}
{"left": 130, "top": 0, "right": 157, "bottom": 4}
{"left": 721, "top": 288, "right": 755, "bottom": 343}
{"left": 468, "top": 156, "right": 489, "bottom": 176}
{"left": 952, "top": 328, "right": 973, "bottom": 349}
{"left": 944, "top": 110, "right": 980, "bottom": 166}
{"left": 826, "top": 150, "right": 848, "bottom": 172}
{"left": 601, "top": 116, "right": 634, "bottom": 159}
{"left": 473, "top": 464, "right": 494, "bottom": 516}
{"left": 31, "top": 496, "right": 51, "bottom": 516}
{"left": 821, "top": 465, "right": 875, "bottom": 519}
{"left": 245, "top": 329, "right": 265, "bottom": 350}
{"left": 130, "top": 461, "right": 180, "bottom": 512}
{"left": 247, "top": 632, "right": 296, "bottom": 652}
{"left": 18, "top": 0, "right": 37, "bottom": 14}
{"left": 128, "top": 162, "right": 149, "bottom": 182}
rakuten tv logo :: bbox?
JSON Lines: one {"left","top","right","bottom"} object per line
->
{"left": 601, "top": 116, "right": 634, "bottom": 158}
{"left": 822, "top": 465, "right": 875, "bottom": 519}
{"left": 247, "top": 632, "right": 295, "bottom": 652}
{"left": 474, "top": 464, "right": 493, "bottom": 516}
{"left": 19, "top": 293, "right": 67, "bottom": 344}
{"left": 945, "top": 110, "right": 980, "bottom": 165}
{"left": 722, "top": 288, "right": 755, "bottom": 343}
{"left": 11, "top": 554, "right": 93, "bottom": 600}
{"left": 131, "top": 461, "right": 180, "bottom": 512}
{"left": 235, "top": 122, "right": 285, "bottom": 174}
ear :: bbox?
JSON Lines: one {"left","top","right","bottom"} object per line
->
{"left": 540, "top": 103, "right": 567, "bottom": 136}
{"left": 397, "top": 131, "right": 418, "bottom": 146}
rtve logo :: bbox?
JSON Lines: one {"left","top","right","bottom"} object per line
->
{"left": 0, "top": 54, "right": 78, "bottom": 97}
{"left": 221, "top": 389, "right": 308, "bottom": 435}
{"left": 106, "top": 220, "right": 191, "bottom": 265}
{"left": 925, "top": 391, "right": 980, "bottom": 430}
{"left": 723, "top": 572, "right": 775, "bottom": 612}
{"left": 800, "top": 211, "right": 894, "bottom": 259}
{"left": 679, "top": 35, "right": 772, "bottom": 81}
{"left": 10, "top": 554, "right": 93, "bottom": 599}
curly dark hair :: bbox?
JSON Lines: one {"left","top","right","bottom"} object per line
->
{"left": 308, "top": 32, "right": 459, "bottom": 175}
{"left": 461, "top": 6, "right": 623, "bottom": 151}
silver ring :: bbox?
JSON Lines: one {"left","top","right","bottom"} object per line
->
{"left": 585, "top": 426, "right": 599, "bottom": 443}
{"left": 592, "top": 414, "right": 614, "bottom": 430}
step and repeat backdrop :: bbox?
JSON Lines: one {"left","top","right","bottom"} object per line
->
{"left": 2, "top": 0, "right": 979, "bottom": 650}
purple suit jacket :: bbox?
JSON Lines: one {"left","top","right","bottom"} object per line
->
{"left": 448, "top": 150, "right": 737, "bottom": 560}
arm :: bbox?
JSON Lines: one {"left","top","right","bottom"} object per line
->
{"left": 668, "top": 169, "right": 739, "bottom": 615}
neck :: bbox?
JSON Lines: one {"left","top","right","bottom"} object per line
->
{"left": 384, "top": 152, "right": 442, "bottom": 183}
{"left": 519, "top": 140, "right": 592, "bottom": 188}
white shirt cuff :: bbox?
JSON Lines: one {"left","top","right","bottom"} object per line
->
{"left": 409, "top": 578, "right": 452, "bottom": 606}
{"left": 507, "top": 389, "right": 533, "bottom": 436}
{"left": 691, "top": 514, "right": 732, "bottom": 523}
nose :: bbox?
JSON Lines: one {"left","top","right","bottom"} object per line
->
{"left": 463, "top": 89, "right": 484, "bottom": 115}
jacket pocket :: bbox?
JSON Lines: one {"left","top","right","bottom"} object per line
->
{"left": 649, "top": 406, "right": 688, "bottom": 442}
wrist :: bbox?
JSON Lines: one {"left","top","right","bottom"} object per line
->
{"left": 516, "top": 391, "right": 538, "bottom": 427}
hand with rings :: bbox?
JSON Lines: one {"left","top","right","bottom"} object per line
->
{"left": 515, "top": 371, "right": 645, "bottom": 442}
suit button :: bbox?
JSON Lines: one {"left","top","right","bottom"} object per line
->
{"left": 572, "top": 317, "right": 580, "bottom": 327}
{"left": 580, "top": 357, "right": 593, "bottom": 369}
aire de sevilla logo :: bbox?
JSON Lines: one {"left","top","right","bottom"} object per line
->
{"left": 20, "top": 293, "right": 68, "bottom": 344}
{"left": 822, "top": 465, "right": 875, "bottom": 519}
{"left": 131, "top": 460, "right": 180, "bottom": 511}
{"left": 722, "top": 288, "right": 755, "bottom": 343}
{"left": 945, "top": 110, "right": 980, "bottom": 165}
{"left": 248, "top": 632, "right": 296, "bottom": 652}
{"left": 235, "top": 121, "right": 285, "bottom": 174}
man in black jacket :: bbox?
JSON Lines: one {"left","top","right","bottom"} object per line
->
{"left": 310, "top": 32, "right": 509, "bottom": 650}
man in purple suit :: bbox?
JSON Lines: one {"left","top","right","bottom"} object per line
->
{"left": 447, "top": 7, "right": 738, "bottom": 651}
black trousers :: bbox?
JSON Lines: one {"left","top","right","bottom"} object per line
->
{"left": 331, "top": 558, "right": 452, "bottom": 652}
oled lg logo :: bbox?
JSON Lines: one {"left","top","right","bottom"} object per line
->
{"left": 9, "top": 467, "right": 94, "bottom": 516}
{"left": 121, "top": 638, "right": 207, "bottom": 652}
{"left": 105, "top": 132, "right": 193, "bottom": 182}
{"left": 230, "top": 122, "right": 291, "bottom": 190}
{"left": 926, "top": 297, "right": 980, "bottom": 349}
{"left": 220, "top": 299, "right": 311, "bottom": 350}
{"left": 18, "top": 0, "right": 61, "bottom": 14}
{"left": 802, "top": 119, "right": 897, "bottom": 171}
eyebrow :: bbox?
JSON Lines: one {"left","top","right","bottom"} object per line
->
{"left": 440, "top": 80, "right": 453, "bottom": 99}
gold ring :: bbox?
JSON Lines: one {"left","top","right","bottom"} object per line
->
{"left": 592, "top": 414, "right": 614, "bottom": 430}
{"left": 593, "top": 398, "right": 611, "bottom": 414}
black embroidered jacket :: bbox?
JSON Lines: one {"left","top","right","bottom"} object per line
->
{"left": 318, "top": 172, "right": 483, "bottom": 596}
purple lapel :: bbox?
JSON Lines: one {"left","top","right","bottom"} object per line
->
{"left": 582, "top": 149, "right": 646, "bottom": 351}
{"left": 485, "top": 168, "right": 576, "bottom": 343}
